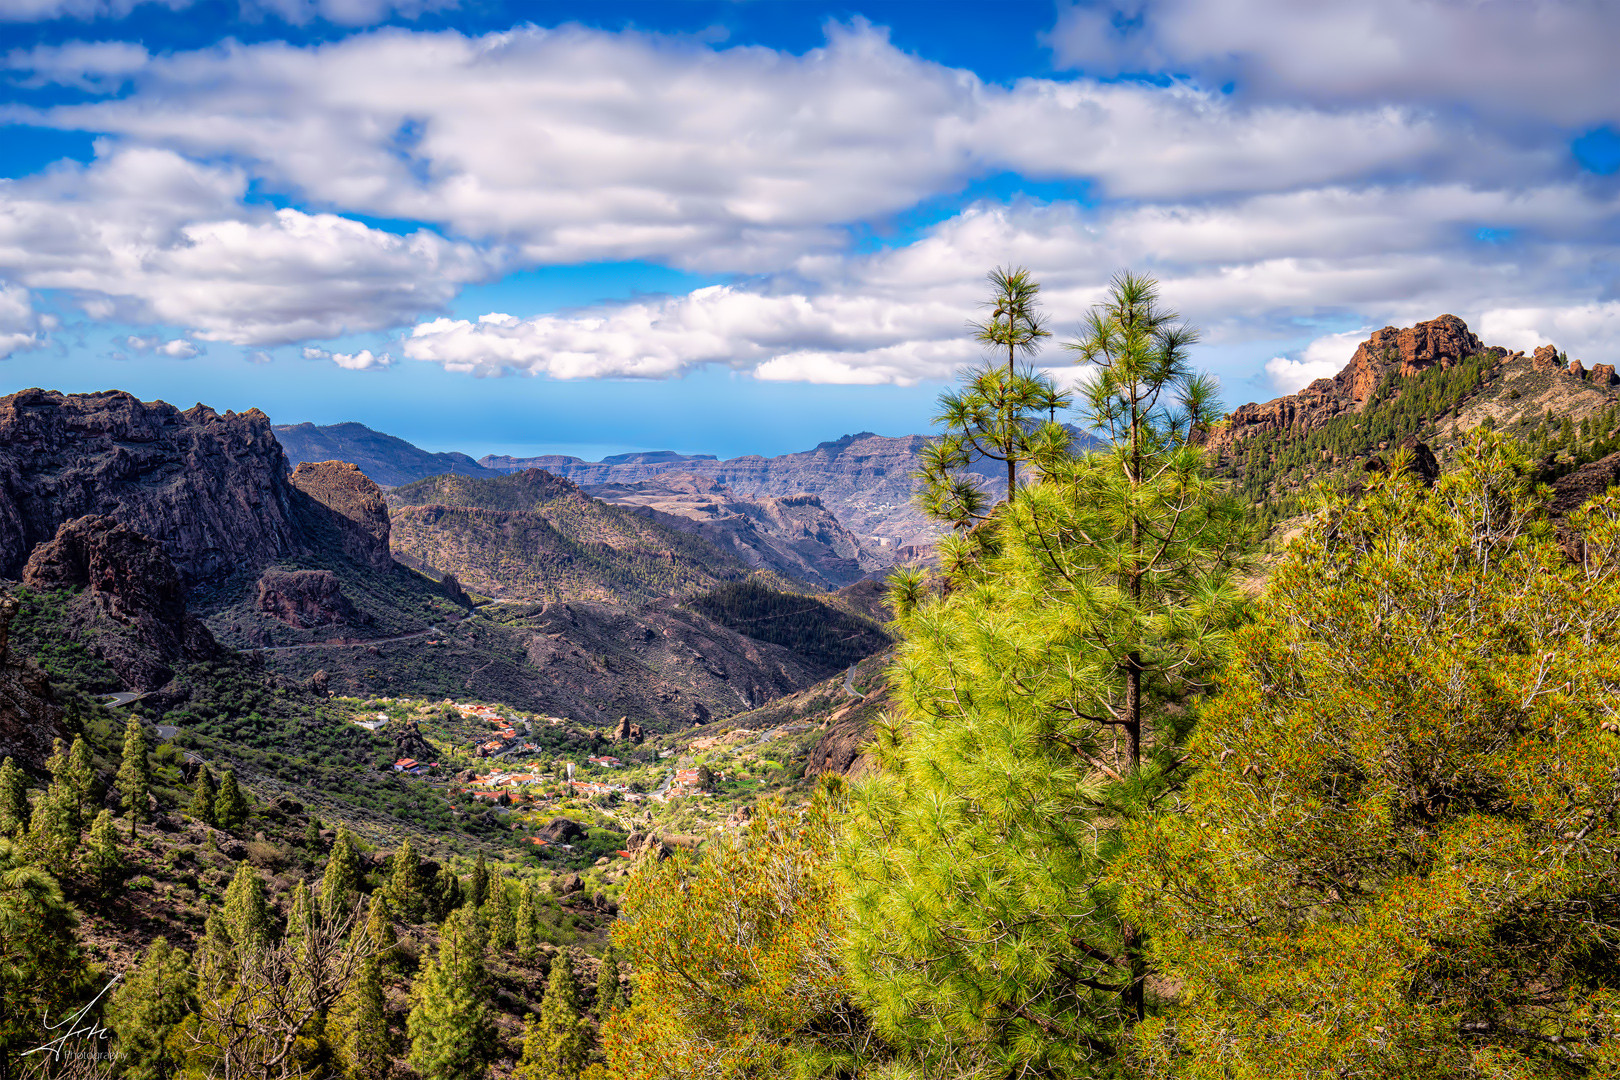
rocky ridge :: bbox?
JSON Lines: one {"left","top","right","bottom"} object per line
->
{"left": 274, "top": 420, "right": 497, "bottom": 486}
{"left": 584, "top": 473, "right": 883, "bottom": 589}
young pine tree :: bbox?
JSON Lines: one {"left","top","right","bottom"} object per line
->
{"left": 517, "top": 951, "right": 589, "bottom": 1080}
{"left": 406, "top": 906, "right": 495, "bottom": 1080}
{"left": 515, "top": 881, "right": 538, "bottom": 961}
{"left": 595, "top": 950, "right": 620, "bottom": 1015}
{"left": 386, "top": 837, "right": 423, "bottom": 922}
{"left": 222, "top": 860, "right": 270, "bottom": 954}
{"left": 105, "top": 937, "right": 194, "bottom": 1080}
{"left": 86, "top": 808, "right": 123, "bottom": 893}
{"left": 117, "top": 713, "right": 152, "bottom": 838}
{"left": 486, "top": 873, "right": 515, "bottom": 953}
{"left": 468, "top": 852, "right": 489, "bottom": 909}
{"left": 1119, "top": 433, "right": 1620, "bottom": 1080}
{"left": 65, "top": 735, "right": 94, "bottom": 829}
{"left": 322, "top": 827, "right": 360, "bottom": 921}
{"left": 364, "top": 892, "right": 400, "bottom": 973}
{"left": 0, "top": 756, "right": 26, "bottom": 838}
{"left": 332, "top": 954, "right": 391, "bottom": 1080}
{"left": 0, "top": 838, "right": 90, "bottom": 1074}
{"left": 188, "top": 765, "right": 217, "bottom": 826}
{"left": 841, "top": 272, "right": 1245, "bottom": 1077}
{"left": 213, "top": 769, "right": 248, "bottom": 832}
{"left": 916, "top": 266, "right": 1070, "bottom": 529}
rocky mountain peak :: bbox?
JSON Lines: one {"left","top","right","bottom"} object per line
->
{"left": 1337, "top": 314, "right": 1486, "bottom": 405}
{"left": 289, "top": 461, "right": 393, "bottom": 570}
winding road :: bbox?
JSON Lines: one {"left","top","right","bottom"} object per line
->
{"left": 241, "top": 626, "right": 442, "bottom": 656}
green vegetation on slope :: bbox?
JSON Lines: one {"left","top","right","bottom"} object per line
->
{"left": 685, "top": 579, "right": 891, "bottom": 671}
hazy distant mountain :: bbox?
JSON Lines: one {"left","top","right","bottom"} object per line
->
{"left": 274, "top": 421, "right": 497, "bottom": 487}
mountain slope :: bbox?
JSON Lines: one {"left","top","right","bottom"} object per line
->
{"left": 584, "top": 473, "right": 882, "bottom": 589}
{"left": 385, "top": 469, "right": 769, "bottom": 603}
{"left": 274, "top": 420, "right": 497, "bottom": 486}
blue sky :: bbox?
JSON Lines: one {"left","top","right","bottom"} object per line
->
{"left": 2, "top": 0, "right": 1619, "bottom": 460}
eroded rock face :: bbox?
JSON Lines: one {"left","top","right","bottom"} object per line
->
{"left": 1533, "top": 345, "right": 1562, "bottom": 371}
{"left": 0, "top": 389, "right": 313, "bottom": 584}
{"left": 1592, "top": 364, "right": 1617, "bottom": 387}
{"left": 289, "top": 461, "right": 393, "bottom": 571}
{"left": 255, "top": 568, "right": 365, "bottom": 628}
{"left": 1550, "top": 451, "right": 1620, "bottom": 516}
{"left": 22, "top": 515, "right": 224, "bottom": 689}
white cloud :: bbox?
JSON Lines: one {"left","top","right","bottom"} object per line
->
{"left": 303, "top": 345, "right": 393, "bottom": 370}
{"left": 0, "top": 146, "right": 494, "bottom": 345}
{"left": 0, "top": 280, "right": 45, "bottom": 359}
{"left": 1264, "top": 327, "right": 1369, "bottom": 393}
{"left": 124, "top": 333, "right": 200, "bottom": 358}
{"left": 2, "top": 42, "right": 150, "bottom": 89}
{"left": 1048, "top": 0, "right": 1620, "bottom": 126}
{"left": 4, "top": 22, "right": 1559, "bottom": 273}
{"left": 0, "top": 0, "right": 188, "bottom": 22}
{"left": 0, "top": 0, "right": 448, "bottom": 22}
{"left": 1477, "top": 304, "right": 1620, "bottom": 364}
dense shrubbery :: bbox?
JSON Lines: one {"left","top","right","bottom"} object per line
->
{"left": 686, "top": 579, "right": 890, "bottom": 671}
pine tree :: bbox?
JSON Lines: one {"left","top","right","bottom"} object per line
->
{"left": 515, "top": 881, "right": 538, "bottom": 961}
{"left": 433, "top": 864, "right": 464, "bottom": 920}
{"left": 322, "top": 827, "right": 360, "bottom": 920}
{"left": 1119, "top": 432, "right": 1620, "bottom": 1079}
{"left": 0, "top": 757, "right": 26, "bottom": 838}
{"left": 188, "top": 765, "right": 216, "bottom": 825}
{"left": 841, "top": 272, "right": 1245, "bottom": 1075}
{"left": 304, "top": 815, "right": 324, "bottom": 851}
{"left": 117, "top": 713, "right": 152, "bottom": 838}
{"left": 43, "top": 737, "right": 83, "bottom": 837}
{"left": 517, "top": 951, "right": 589, "bottom": 1080}
{"left": 285, "top": 877, "right": 314, "bottom": 956}
{"left": 334, "top": 953, "right": 391, "bottom": 1080}
{"left": 595, "top": 950, "right": 620, "bottom": 1015}
{"left": 486, "top": 872, "right": 515, "bottom": 953}
{"left": 364, "top": 892, "right": 400, "bottom": 972}
{"left": 86, "top": 808, "right": 123, "bottom": 893}
{"left": 214, "top": 769, "right": 248, "bottom": 832}
{"left": 0, "top": 838, "right": 89, "bottom": 1073}
{"left": 406, "top": 906, "right": 495, "bottom": 1080}
{"left": 105, "top": 937, "right": 194, "bottom": 1080}
{"left": 468, "top": 852, "right": 489, "bottom": 909}
{"left": 64, "top": 735, "right": 94, "bottom": 830}
{"left": 25, "top": 767, "right": 76, "bottom": 866}
{"left": 387, "top": 836, "right": 423, "bottom": 922}
{"left": 222, "top": 860, "right": 270, "bottom": 953}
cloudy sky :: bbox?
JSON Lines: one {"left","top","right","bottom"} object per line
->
{"left": 2, "top": 0, "right": 1618, "bottom": 459}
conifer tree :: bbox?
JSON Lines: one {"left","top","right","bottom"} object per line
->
{"left": 364, "top": 892, "right": 399, "bottom": 972}
{"left": 334, "top": 953, "right": 391, "bottom": 1080}
{"left": 286, "top": 877, "right": 314, "bottom": 956}
{"left": 322, "top": 827, "right": 360, "bottom": 920}
{"left": 42, "top": 736, "right": 83, "bottom": 837}
{"left": 515, "top": 881, "right": 538, "bottom": 961}
{"left": 1119, "top": 433, "right": 1620, "bottom": 1079}
{"left": 105, "top": 937, "right": 194, "bottom": 1080}
{"left": 304, "top": 814, "right": 324, "bottom": 851}
{"left": 486, "top": 872, "right": 515, "bottom": 952}
{"left": 387, "top": 836, "right": 423, "bottom": 922}
{"left": 468, "top": 851, "right": 489, "bottom": 909}
{"left": 86, "top": 807, "right": 123, "bottom": 892}
{"left": 222, "top": 860, "right": 270, "bottom": 953}
{"left": 406, "top": 906, "right": 495, "bottom": 1080}
{"left": 434, "top": 864, "right": 464, "bottom": 920}
{"left": 188, "top": 765, "right": 216, "bottom": 825}
{"left": 518, "top": 951, "right": 589, "bottom": 1080}
{"left": 0, "top": 838, "right": 89, "bottom": 1074}
{"left": 213, "top": 769, "right": 248, "bottom": 832}
{"left": 117, "top": 713, "right": 152, "bottom": 837}
{"left": 25, "top": 768, "right": 76, "bottom": 866}
{"left": 0, "top": 756, "right": 26, "bottom": 838}
{"left": 65, "top": 735, "right": 94, "bottom": 829}
{"left": 840, "top": 272, "right": 1245, "bottom": 1076}
{"left": 595, "top": 950, "right": 620, "bottom": 1015}
{"left": 917, "top": 266, "right": 1070, "bottom": 528}
{"left": 197, "top": 909, "right": 236, "bottom": 996}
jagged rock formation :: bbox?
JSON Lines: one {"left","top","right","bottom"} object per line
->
{"left": 383, "top": 718, "right": 438, "bottom": 765}
{"left": 22, "top": 515, "right": 225, "bottom": 690}
{"left": 1207, "top": 315, "right": 1490, "bottom": 457}
{"left": 0, "top": 389, "right": 320, "bottom": 584}
{"left": 585, "top": 473, "right": 882, "bottom": 589}
{"left": 274, "top": 420, "right": 496, "bottom": 486}
{"left": 255, "top": 569, "right": 367, "bottom": 629}
{"left": 1549, "top": 451, "right": 1620, "bottom": 515}
{"left": 612, "top": 715, "right": 644, "bottom": 743}
{"left": 288, "top": 461, "right": 393, "bottom": 571}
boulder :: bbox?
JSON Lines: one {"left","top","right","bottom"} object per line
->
{"left": 1533, "top": 345, "right": 1562, "bottom": 371}
{"left": 1592, "top": 363, "right": 1617, "bottom": 387}
{"left": 1570, "top": 359, "right": 1588, "bottom": 381}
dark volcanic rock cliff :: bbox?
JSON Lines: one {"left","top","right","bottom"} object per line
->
{"left": 0, "top": 389, "right": 321, "bottom": 584}
{"left": 23, "top": 515, "right": 226, "bottom": 689}
{"left": 289, "top": 461, "right": 393, "bottom": 571}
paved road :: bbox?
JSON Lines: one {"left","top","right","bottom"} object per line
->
{"left": 152, "top": 723, "right": 179, "bottom": 741}
{"left": 102, "top": 691, "right": 147, "bottom": 707}
{"left": 242, "top": 626, "right": 441, "bottom": 656}
{"left": 843, "top": 664, "right": 861, "bottom": 699}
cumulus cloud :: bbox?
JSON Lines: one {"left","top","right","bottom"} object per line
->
{"left": 0, "top": 281, "right": 45, "bottom": 359}
{"left": 1264, "top": 328, "right": 1369, "bottom": 393}
{"left": 1048, "top": 0, "right": 1620, "bottom": 126}
{"left": 0, "top": 0, "right": 449, "bottom": 23}
{"left": 0, "top": 146, "right": 494, "bottom": 345}
{"left": 0, "top": 0, "right": 188, "bottom": 22}
{"left": 303, "top": 345, "right": 393, "bottom": 370}
{"left": 4, "top": 22, "right": 1559, "bottom": 273}
{"left": 124, "top": 333, "right": 200, "bottom": 358}
{"left": 2, "top": 41, "right": 150, "bottom": 89}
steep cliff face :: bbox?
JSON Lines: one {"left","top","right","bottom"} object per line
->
{"left": 22, "top": 515, "right": 226, "bottom": 690}
{"left": 289, "top": 461, "right": 393, "bottom": 571}
{"left": 584, "top": 473, "right": 882, "bottom": 589}
{"left": 0, "top": 389, "right": 315, "bottom": 584}
{"left": 255, "top": 568, "right": 368, "bottom": 629}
